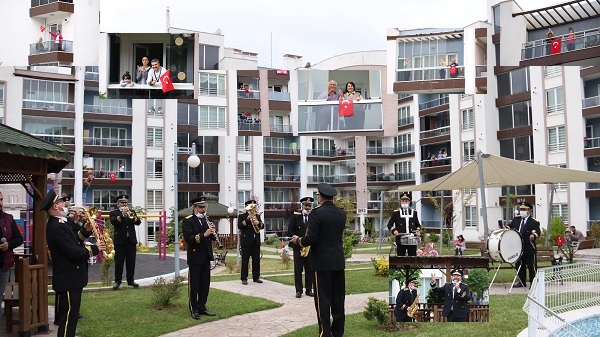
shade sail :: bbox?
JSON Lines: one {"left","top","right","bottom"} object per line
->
{"left": 389, "top": 153, "right": 600, "bottom": 192}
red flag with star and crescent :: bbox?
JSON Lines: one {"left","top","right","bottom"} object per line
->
{"left": 550, "top": 38, "right": 562, "bottom": 55}
{"left": 160, "top": 70, "right": 174, "bottom": 93}
{"left": 339, "top": 99, "right": 354, "bottom": 117}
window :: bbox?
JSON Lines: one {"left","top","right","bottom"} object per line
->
{"left": 463, "top": 141, "right": 475, "bottom": 162}
{"left": 147, "top": 190, "right": 163, "bottom": 209}
{"left": 238, "top": 136, "right": 251, "bottom": 152}
{"left": 23, "top": 116, "right": 75, "bottom": 145}
{"left": 264, "top": 188, "right": 284, "bottom": 203}
{"left": 546, "top": 87, "right": 564, "bottom": 114}
{"left": 85, "top": 66, "right": 99, "bottom": 81}
{"left": 465, "top": 206, "right": 477, "bottom": 227}
{"left": 147, "top": 159, "right": 163, "bottom": 179}
{"left": 461, "top": 109, "right": 474, "bottom": 130}
{"left": 94, "top": 158, "right": 122, "bottom": 173}
{"left": 147, "top": 221, "right": 159, "bottom": 242}
{"left": 0, "top": 83, "right": 4, "bottom": 107}
{"left": 394, "top": 133, "right": 412, "bottom": 153}
{"left": 199, "top": 72, "right": 226, "bottom": 96}
{"left": 22, "top": 78, "right": 72, "bottom": 111}
{"left": 177, "top": 103, "right": 198, "bottom": 125}
{"left": 367, "top": 139, "right": 383, "bottom": 154}
{"left": 147, "top": 127, "right": 163, "bottom": 148}
{"left": 463, "top": 188, "right": 476, "bottom": 196}
{"left": 265, "top": 218, "right": 285, "bottom": 234}
{"left": 551, "top": 204, "right": 569, "bottom": 224}
{"left": 500, "top": 135, "right": 533, "bottom": 161}
{"left": 92, "top": 189, "right": 126, "bottom": 211}
{"left": 177, "top": 134, "right": 219, "bottom": 154}
{"left": 497, "top": 68, "right": 529, "bottom": 97}
{"left": 199, "top": 44, "right": 219, "bottom": 70}
{"left": 398, "top": 105, "right": 412, "bottom": 126}
{"left": 178, "top": 162, "right": 218, "bottom": 183}
{"left": 147, "top": 99, "right": 163, "bottom": 117}
{"left": 544, "top": 66, "right": 562, "bottom": 78}
{"left": 264, "top": 137, "right": 285, "bottom": 154}
{"left": 311, "top": 138, "right": 335, "bottom": 156}
{"left": 394, "top": 161, "right": 412, "bottom": 181}
{"left": 93, "top": 127, "right": 128, "bottom": 147}
{"left": 199, "top": 106, "right": 226, "bottom": 129}
{"left": 238, "top": 162, "right": 251, "bottom": 180}
{"left": 502, "top": 185, "right": 535, "bottom": 196}
{"left": 548, "top": 126, "right": 566, "bottom": 152}
{"left": 264, "top": 164, "right": 284, "bottom": 181}
{"left": 492, "top": 5, "right": 501, "bottom": 34}
{"left": 552, "top": 165, "right": 567, "bottom": 190}
{"left": 238, "top": 191, "right": 252, "bottom": 210}
{"left": 269, "top": 116, "right": 284, "bottom": 131}
{"left": 498, "top": 101, "right": 531, "bottom": 130}
{"left": 312, "top": 164, "right": 331, "bottom": 182}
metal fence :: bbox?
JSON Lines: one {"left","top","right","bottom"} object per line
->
{"left": 524, "top": 262, "right": 600, "bottom": 336}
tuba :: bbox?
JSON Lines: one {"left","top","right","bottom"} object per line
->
{"left": 245, "top": 203, "right": 262, "bottom": 234}
{"left": 407, "top": 292, "right": 419, "bottom": 318}
{"left": 71, "top": 206, "right": 115, "bottom": 260}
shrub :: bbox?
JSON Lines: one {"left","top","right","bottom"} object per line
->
{"left": 371, "top": 256, "right": 389, "bottom": 276}
{"left": 265, "top": 235, "right": 278, "bottom": 246}
{"left": 428, "top": 232, "right": 439, "bottom": 243}
{"left": 426, "top": 287, "right": 444, "bottom": 305}
{"left": 149, "top": 276, "right": 184, "bottom": 309}
{"left": 465, "top": 268, "right": 489, "bottom": 296}
{"left": 549, "top": 216, "right": 566, "bottom": 245}
{"left": 343, "top": 229, "right": 361, "bottom": 259}
{"left": 100, "top": 258, "right": 113, "bottom": 286}
{"left": 590, "top": 221, "right": 600, "bottom": 248}
{"left": 363, "top": 297, "right": 389, "bottom": 325}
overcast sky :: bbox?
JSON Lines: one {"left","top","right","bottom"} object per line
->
{"left": 169, "top": 0, "right": 560, "bottom": 68}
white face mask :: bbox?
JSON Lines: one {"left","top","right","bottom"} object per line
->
{"left": 401, "top": 203, "right": 409, "bottom": 209}
{"left": 409, "top": 285, "right": 416, "bottom": 290}
{"left": 61, "top": 207, "right": 69, "bottom": 217}
{"left": 195, "top": 213, "right": 204, "bottom": 218}
{"left": 520, "top": 210, "right": 528, "bottom": 218}
{"left": 302, "top": 209, "right": 311, "bottom": 215}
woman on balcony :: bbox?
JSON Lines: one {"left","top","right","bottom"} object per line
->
{"left": 339, "top": 81, "right": 363, "bottom": 130}
{"left": 48, "top": 30, "right": 63, "bottom": 51}
{"left": 135, "top": 56, "right": 150, "bottom": 84}
{"left": 566, "top": 27, "right": 576, "bottom": 52}
{"left": 545, "top": 28, "right": 555, "bottom": 56}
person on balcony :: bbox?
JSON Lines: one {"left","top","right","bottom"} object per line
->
{"left": 35, "top": 37, "right": 45, "bottom": 52}
{"left": 545, "top": 28, "right": 555, "bottom": 56}
{"left": 317, "top": 80, "right": 341, "bottom": 131}
{"left": 449, "top": 59, "right": 460, "bottom": 78}
{"left": 403, "top": 57, "right": 411, "bottom": 81}
{"left": 146, "top": 59, "right": 167, "bottom": 86}
{"left": 135, "top": 56, "right": 151, "bottom": 84}
{"left": 119, "top": 72, "right": 135, "bottom": 87}
{"left": 339, "top": 81, "right": 364, "bottom": 130}
{"left": 566, "top": 27, "right": 576, "bottom": 51}
{"left": 48, "top": 30, "right": 63, "bottom": 51}
{"left": 439, "top": 58, "right": 447, "bottom": 79}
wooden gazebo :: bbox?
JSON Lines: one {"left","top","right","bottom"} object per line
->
{"left": 0, "top": 124, "right": 72, "bottom": 336}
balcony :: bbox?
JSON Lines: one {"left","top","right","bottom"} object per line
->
{"left": 84, "top": 104, "right": 132, "bottom": 116}
{"left": 83, "top": 137, "right": 132, "bottom": 147}
{"left": 237, "top": 89, "right": 260, "bottom": 99}
{"left": 520, "top": 28, "right": 600, "bottom": 66}
{"left": 367, "top": 172, "right": 415, "bottom": 182}
{"left": 394, "top": 66, "right": 465, "bottom": 94}
{"left": 199, "top": 121, "right": 227, "bottom": 129}
{"left": 419, "top": 96, "right": 449, "bottom": 111}
{"left": 238, "top": 121, "right": 261, "bottom": 132}
{"left": 298, "top": 101, "right": 383, "bottom": 132}
{"left": 37, "top": 135, "right": 74, "bottom": 146}
{"left": 421, "top": 156, "right": 451, "bottom": 168}
{"left": 307, "top": 175, "right": 356, "bottom": 184}
{"left": 398, "top": 116, "right": 414, "bottom": 127}
{"left": 23, "top": 100, "right": 75, "bottom": 112}
{"left": 475, "top": 65, "right": 487, "bottom": 77}
{"left": 583, "top": 95, "right": 600, "bottom": 109}
{"left": 268, "top": 91, "right": 291, "bottom": 101}
{"left": 397, "top": 66, "right": 465, "bottom": 82}
{"left": 263, "top": 174, "right": 300, "bottom": 182}
{"left": 28, "top": 40, "right": 73, "bottom": 65}
{"left": 420, "top": 126, "right": 450, "bottom": 139}
{"left": 584, "top": 136, "right": 600, "bottom": 149}
{"left": 85, "top": 71, "right": 99, "bottom": 82}
{"left": 270, "top": 124, "right": 292, "bottom": 133}
{"left": 198, "top": 87, "right": 226, "bottom": 97}
{"left": 366, "top": 145, "right": 415, "bottom": 155}
{"left": 264, "top": 146, "right": 299, "bottom": 155}
{"left": 30, "top": 0, "right": 74, "bottom": 18}
{"left": 263, "top": 202, "right": 290, "bottom": 211}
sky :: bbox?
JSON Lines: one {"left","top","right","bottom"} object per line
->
{"left": 169, "top": 0, "right": 562, "bottom": 69}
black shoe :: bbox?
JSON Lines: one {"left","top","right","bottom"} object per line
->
{"left": 513, "top": 283, "right": 524, "bottom": 288}
{"left": 199, "top": 310, "right": 216, "bottom": 316}
{"left": 296, "top": 291, "right": 302, "bottom": 298}
{"left": 112, "top": 282, "right": 121, "bottom": 290}
{"left": 253, "top": 279, "right": 263, "bottom": 283}
{"left": 306, "top": 290, "right": 314, "bottom": 297}
{"left": 191, "top": 313, "right": 201, "bottom": 320}
{"left": 128, "top": 281, "right": 140, "bottom": 288}
{"left": 242, "top": 280, "right": 248, "bottom": 285}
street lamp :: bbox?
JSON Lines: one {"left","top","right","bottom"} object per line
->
{"left": 173, "top": 142, "right": 200, "bottom": 277}
{"left": 226, "top": 206, "right": 239, "bottom": 265}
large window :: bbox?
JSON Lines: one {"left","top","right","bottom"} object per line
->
{"left": 147, "top": 159, "right": 163, "bottom": 179}
{"left": 398, "top": 105, "right": 411, "bottom": 126}
{"left": 502, "top": 185, "right": 535, "bottom": 196}
{"left": 264, "top": 164, "right": 284, "bottom": 181}
{"left": 176, "top": 134, "right": 218, "bottom": 154}
{"left": 147, "top": 221, "right": 158, "bottom": 243}
{"left": 199, "top": 72, "right": 226, "bottom": 96}
{"left": 199, "top": 106, "right": 226, "bottom": 129}
{"left": 238, "top": 162, "right": 251, "bottom": 180}
{"left": 465, "top": 206, "right": 477, "bottom": 227}
{"left": 22, "top": 79, "right": 72, "bottom": 111}
{"left": 177, "top": 103, "right": 198, "bottom": 125}
{"left": 394, "top": 133, "right": 412, "bottom": 153}
{"left": 461, "top": 108, "right": 474, "bottom": 130}
{"left": 94, "top": 158, "right": 123, "bottom": 173}
{"left": 92, "top": 189, "right": 126, "bottom": 211}
{"left": 199, "top": 44, "right": 219, "bottom": 70}
{"left": 463, "top": 141, "right": 475, "bottom": 162}
{"left": 546, "top": 87, "right": 564, "bottom": 114}
{"left": 238, "top": 136, "right": 251, "bottom": 152}
{"left": 500, "top": 135, "right": 533, "bottom": 161}
{"left": 238, "top": 191, "right": 252, "bottom": 210}
{"left": 499, "top": 101, "right": 532, "bottom": 130}
{"left": 312, "top": 164, "right": 332, "bottom": 182}
{"left": 178, "top": 162, "right": 218, "bottom": 183}
{"left": 264, "top": 137, "right": 285, "bottom": 153}
{"left": 23, "top": 116, "right": 75, "bottom": 144}
{"left": 0, "top": 83, "right": 4, "bottom": 107}
{"left": 311, "top": 138, "right": 335, "bottom": 156}
{"left": 265, "top": 218, "right": 285, "bottom": 234}
{"left": 146, "top": 190, "right": 163, "bottom": 209}
{"left": 497, "top": 68, "right": 529, "bottom": 97}
{"left": 492, "top": 5, "right": 501, "bottom": 34}
{"left": 551, "top": 204, "right": 569, "bottom": 224}
{"left": 147, "top": 127, "right": 163, "bottom": 148}
{"left": 548, "top": 126, "right": 566, "bottom": 151}
{"left": 394, "top": 161, "right": 412, "bottom": 180}
{"left": 93, "top": 127, "right": 128, "bottom": 146}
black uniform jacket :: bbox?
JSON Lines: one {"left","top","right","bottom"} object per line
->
{"left": 387, "top": 208, "right": 421, "bottom": 243}
{"left": 394, "top": 287, "right": 417, "bottom": 321}
{"left": 109, "top": 208, "right": 141, "bottom": 245}
{"left": 509, "top": 216, "right": 541, "bottom": 256}
{"left": 286, "top": 211, "right": 308, "bottom": 250}
{"left": 238, "top": 212, "right": 264, "bottom": 247}
{"left": 182, "top": 215, "right": 214, "bottom": 265}
{"left": 430, "top": 282, "right": 471, "bottom": 319}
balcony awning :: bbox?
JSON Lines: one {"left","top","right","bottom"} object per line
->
{"left": 513, "top": 0, "right": 600, "bottom": 31}
{"left": 392, "top": 29, "right": 464, "bottom": 42}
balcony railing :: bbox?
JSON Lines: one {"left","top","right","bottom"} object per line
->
{"left": 80, "top": 170, "right": 132, "bottom": 179}
{"left": 521, "top": 27, "right": 600, "bottom": 60}
{"left": 0, "top": 98, "right": 4, "bottom": 107}
{"left": 586, "top": 182, "right": 600, "bottom": 189}
{"left": 270, "top": 124, "right": 292, "bottom": 133}
{"left": 421, "top": 156, "right": 452, "bottom": 167}
{"left": 396, "top": 66, "right": 465, "bottom": 82}
{"left": 419, "top": 96, "right": 449, "bottom": 110}
{"left": 31, "top": 0, "right": 72, "bottom": 7}
{"left": 544, "top": 66, "right": 562, "bottom": 78}
{"left": 199, "top": 121, "right": 226, "bottom": 129}
{"left": 268, "top": 91, "right": 291, "bottom": 101}
{"left": 307, "top": 149, "right": 337, "bottom": 157}
{"left": 367, "top": 172, "right": 414, "bottom": 182}
{"left": 584, "top": 136, "right": 600, "bottom": 148}
{"left": 84, "top": 104, "right": 132, "bottom": 116}
{"left": 263, "top": 174, "right": 300, "bottom": 182}
{"left": 366, "top": 145, "right": 414, "bottom": 155}
{"left": 83, "top": 137, "right": 132, "bottom": 147}
{"left": 421, "top": 220, "right": 443, "bottom": 228}
{"left": 23, "top": 100, "right": 75, "bottom": 112}
{"left": 37, "top": 135, "right": 75, "bottom": 145}
{"left": 198, "top": 87, "right": 226, "bottom": 96}
{"left": 307, "top": 175, "right": 356, "bottom": 183}
{"left": 475, "top": 65, "right": 487, "bottom": 77}
{"left": 147, "top": 172, "right": 163, "bottom": 179}
{"left": 398, "top": 115, "right": 414, "bottom": 127}
{"left": 298, "top": 101, "right": 383, "bottom": 132}
{"left": 420, "top": 126, "right": 450, "bottom": 139}
{"left": 147, "top": 106, "right": 163, "bottom": 117}
{"left": 237, "top": 89, "right": 260, "bottom": 99}
{"left": 237, "top": 173, "right": 251, "bottom": 180}
{"left": 29, "top": 40, "right": 73, "bottom": 55}
{"left": 237, "top": 145, "right": 251, "bottom": 152}
{"left": 263, "top": 146, "right": 299, "bottom": 155}
{"left": 547, "top": 104, "right": 564, "bottom": 114}
{"left": 238, "top": 121, "right": 261, "bottom": 131}
{"left": 85, "top": 72, "right": 99, "bottom": 81}
{"left": 263, "top": 202, "right": 291, "bottom": 210}
{"left": 583, "top": 95, "right": 600, "bottom": 109}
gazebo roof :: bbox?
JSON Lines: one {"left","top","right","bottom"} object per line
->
{"left": 177, "top": 193, "right": 237, "bottom": 219}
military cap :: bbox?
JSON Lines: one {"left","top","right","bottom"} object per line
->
{"left": 245, "top": 199, "right": 257, "bottom": 206}
{"left": 116, "top": 195, "right": 129, "bottom": 203}
{"left": 408, "top": 278, "right": 419, "bottom": 284}
{"left": 519, "top": 202, "right": 534, "bottom": 210}
{"left": 316, "top": 183, "right": 337, "bottom": 198}
{"left": 40, "top": 190, "right": 68, "bottom": 212}
{"left": 300, "top": 196, "right": 314, "bottom": 204}
{"left": 400, "top": 192, "right": 411, "bottom": 201}
{"left": 451, "top": 269, "right": 463, "bottom": 276}
{"left": 192, "top": 196, "right": 207, "bottom": 207}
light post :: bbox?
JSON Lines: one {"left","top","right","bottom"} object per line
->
{"left": 226, "top": 206, "right": 238, "bottom": 265}
{"left": 173, "top": 142, "right": 200, "bottom": 277}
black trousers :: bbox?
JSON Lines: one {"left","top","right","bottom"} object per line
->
{"left": 292, "top": 247, "right": 313, "bottom": 293}
{"left": 114, "top": 242, "right": 137, "bottom": 283}
{"left": 448, "top": 311, "right": 468, "bottom": 322}
{"left": 56, "top": 289, "right": 82, "bottom": 337}
{"left": 314, "top": 270, "right": 345, "bottom": 337}
{"left": 188, "top": 261, "right": 211, "bottom": 314}
{"left": 241, "top": 244, "right": 261, "bottom": 281}
{"left": 516, "top": 253, "right": 536, "bottom": 286}
{"left": 396, "top": 243, "right": 417, "bottom": 256}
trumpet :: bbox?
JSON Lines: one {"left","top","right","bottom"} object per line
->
{"left": 70, "top": 206, "right": 115, "bottom": 260}
{"left": 245, "top": 203, "right": 262, "bottom": 234}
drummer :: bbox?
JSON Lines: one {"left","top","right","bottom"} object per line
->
{"left": 388, "top": 192, "right": 421, "bottom": 256}
{"left": 508, "top": 201, "right": 540, "bottom": 288}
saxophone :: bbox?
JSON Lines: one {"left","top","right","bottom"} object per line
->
{"left": 245, "top": 203, "right": 262, "bottom": 234}
{"left": 71, "top": 206, "right": 115, "bottom": 260}
{"left": 407, "top": 292, "right": 419, "bottom": 318}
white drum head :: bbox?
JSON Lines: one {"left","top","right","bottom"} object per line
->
{"left": 499, "top": 230, "right": 522, "bottom": 263}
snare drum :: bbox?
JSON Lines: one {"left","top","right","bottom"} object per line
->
{"left": 400, "top": 235, "right": 421, "bottom": 246}
{"left": 487, "top": 229, "right": 523, "bottom": 263}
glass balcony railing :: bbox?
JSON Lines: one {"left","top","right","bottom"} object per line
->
{"left": 367, "top": 172, "right": 414, "bottom": 182}
{"left": 23, "top": 100, "right": 75, "bottom": 112}
{"left": 83, "top": 137, "right": 132, "bottom": 147}
{"left": 307, "top": 149, "right": 336, "bottom": 157}
{"left": 586, "top": 182, "right": 600, "bottom": 189}
{"left": 31, "top": 0, "right": 72, "bottom": 7}
{"left": 85, "top": 72, "right": 99, "bottom": 81}
{"left": 420, "top": 126, "right": 450, "bottom": 139}
{"left": 199, "top": 121, "right": 226, "bottom": 129}
{"left": 37, "top": 135, "right": 75, "bottom": 145}
{"left": 419, "top": 96, "right": 449, "bottom": 110}
{"left": 29, "top": 40, "right": 73, "bottom": 55}
{"left": 366, "top": 145, "right": 414, "bottom": 155}
{"left": 396, "top": 66, "right": 465, "bottom": 82}
{"left": 521, "top": 27, "right": 600, "bottom": 60}
{"left": 398, "top": 116, "right": 414, "bottom": 127}
{"left": 268, "top": 91, "right": 291, "bottom": 101}
{"left": 270, "top": 124, "right": 292, "bottom": 133}
{"left": 237, "top": 89, "right": 260, "bottom": 99}
{"left": 263, "top": 174, "right": 300, "bottom": 182}
{"left": 421, "top": 156, "right": 452, "bottom": 167}
{"left": 238, "top": 121, "right": 261, "bottom": 131}
{"left": 84, "top": 104, "right": 132, "bottom": 116}
{"left": 307, "top": 175, "right": 356, "bottom": 183}
{"left": 298, "top": 101, "right": 382, "bottom": 132}
{"left": 583, "top": 95, "right": 600, "bottom": 109}
{"left": 475, "top": 65, "right": 487, "bottom": 77}
{"left": 584, "top": 136, "right": 600, "bottom": 148}
{"left": 263, "top": 146, "right": 300, "bottom": 155}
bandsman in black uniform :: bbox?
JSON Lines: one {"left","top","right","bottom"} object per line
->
{"left": 387, "top": 192, "right": 421, "bottom": 256}
{"left": 109, "top": 194, "right": 141, "bottom": 290}
{"left": 43, "top": 190, "right": 105, "bottom": 337}
{"left": 238, "top": 199, "right": 264, "bottom": 285}
{"left": 182, "top": 197, "right": 216, "bottom": 320}
{"left": 286, "top": 196, "right": 314, "bottom": 298}
{"left": 430, "top": 269, "right": 471, "bottom": 322}
{"left": 292, "top": 183, "right": 346, "bottom": 337}
{"left": 394, "top": 278, "right": 419, "bottom": 323}
{"left": 509, "top": 202, "right": 541, "bottom": 288}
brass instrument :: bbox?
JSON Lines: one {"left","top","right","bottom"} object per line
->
{"left": 407, "top": 292, "right": 419, "bottom": 318}
{"left": 70, "top": 206, "right": 115, "bottom": 260}
{"left": 126, "top": 208, "right": 137, "bottom": 220}
{"left": 300, "top": 213, "right": 310, "bottom": 257}
{"left": 245, "top": 203, "right": 262, "bottom": 234}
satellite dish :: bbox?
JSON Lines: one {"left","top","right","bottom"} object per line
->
{"left": 215, "top": 28, "right": 222, "bottom": 35}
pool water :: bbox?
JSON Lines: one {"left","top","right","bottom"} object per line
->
{"left": 554, "top": 316, "right": 600, "bottom": 337}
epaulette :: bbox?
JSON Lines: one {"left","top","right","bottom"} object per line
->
{"left": 185, "top": 215, "right": 193, "bottom": 219}
{"left": 394, "top": 209, "right": 400, "bottom": 212}
{"left": 402, "top": 287, "right": 409, "bottom": 291}
{"left": 293, "top": 211, "right": 302, "bottom": 215}
{"left": 313, "top": 204, "right": 322, "bottom": 209}
{"left": 532, "top": 217, "right": 538, "bottom": 221}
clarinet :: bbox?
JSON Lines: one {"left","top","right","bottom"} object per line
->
{"left": 205, "top": 214, "right": 223, "bottom": 249}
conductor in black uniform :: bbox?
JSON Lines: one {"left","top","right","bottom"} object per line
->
{"left": 394, "top": 278, "right": 419, "bottom": 323}
{"left": 387, "top": 192, "right": 421, "bottom": 256}
{"left": 509, "top": 202, "right": 541, "bottom": 288}
{"left": 238, "top": 199, "right": 264, "bottom": 285}
{"left": 292, "top": 183, "right": 346, "bottom": 337}
{"left": 286, "top": 196, "right": 314, "bottom": 298}
{"left": 430, "top": 269, "right": 471, "bottom": 322}
{"left": 43, "top": 190, "right": 105, "bottom": 337}
{"left": 182, "top": 197, "right": 216, "bottom": 320}
{"left": 109, "top": 195, "right": 141, "bottom": 290}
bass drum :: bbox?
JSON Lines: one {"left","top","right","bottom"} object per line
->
{"left": 487, "top": 229, "right": 523, "bottom": 263}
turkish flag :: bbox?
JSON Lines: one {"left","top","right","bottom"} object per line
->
{"left": 550, "top": 38, "right": 562, "bottom": 55}
{"left": 556, "top": 235, "right": 565, "bottom": 246}
{"left": 40, "top": 26, "right": 45, "bottom": 32}
{"left": 109, "top": 172, "right": 117, "bottom": 183}
{"left": 160, "top": 70, "right": 174, "bottom": 93}
{"left": 244, "top": 87, "right": 249, "bottom": 94}
{"left": 339, "top": 99, "right": 354, "bottom": 117}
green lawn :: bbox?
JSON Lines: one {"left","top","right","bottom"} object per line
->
{"left": 267, "top": 269, "right": 389, "bottom": 294}
{"left": 281, "top": 294, "right": 528, "bottom": 337}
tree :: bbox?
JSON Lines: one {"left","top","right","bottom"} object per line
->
{"left": 465, "top": 268, "right": 489, "bottom": 298}
{"left": 334, "top": 195, "right": 361, "bottom": 259}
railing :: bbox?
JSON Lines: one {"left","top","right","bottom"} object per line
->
{"left": 547, "top": 104, "right": 564, "bottom": 114}
{"left": 521, "top": 27, "right": 600, "bottom": 60}
{"left": 307, "top": 175, "right": 356, "bottom": 183}
{"left": 270, "top": 124, "right": 292, "bottom": 133}
{"left": 83, "top": 170, "right": 132, "bottom": 179}
{"left": 237, "top": 173, "right": 251, "bottom": 180}
{"left": 268, "top": 91, "right": 291, "bottom": 101}
{"left": 464, "top": 154, "right": 474, "bottom": 162}
{"left": 147, "top": 106, "right": 163, "bottom": 117}
{"left": 23, "top": 100, "right": 75, "bottom": 112}
{"left": 396, "top": 66, "right": 465, "bottom": 82}
{"left": 366, "top": 145, "right": 414, "bottom": 155}
{"left": 298, "top": 101, "right": 383, "bottom": 132}
{"left": 85, "top": 71, "right": 99, "bottom": 81}
{"left": 238, "top": 121, "right": 261, "bottom": 131}
{"left": 237, "top": 89, "right": 260, "bottom": 99}
{"left": 198, "top": 87, "right": 226, "bottom": 96}
{"left": 84, "top": 104, "right": 132, "bottom": 116}
{"left": 37, "top": 135, "right": 75, "bottom": 145}
{"left": 421, "top": 156, "right": 452, "bottom": 167}
{"left": 367, "top": 172, "right": 415, "bottom": 182}
{"left": 263, "top": 174, "right": 300, "bottom": 182}
{"left": 367, "top": 201, "right": 381, "bottom": 210}
{"left": 199, "top": 121, "right": 226, "bottom": 129}
{"left": 147, "top": 172, "right": 163, "bottom": 179}
{"left": 475, "top": 65, "right": 487, "bottom": 77}
{"left": 583, "top": 136, "right": 600, "bottom": 148}
{"left": 582, "top": 95, "right": 600, "bottom": 109}
{"left": 544, "top": 66, "right": 562, "bottom": 78}
{"left": 307, "top": 149, "right": 336, "bottom": 157}
{"left": 83, "top": 137, "right": 132, "bottom": 147}
{"left": 421, "top": 220, "right": 443, "bottom": 228}
{"left": 29, "top": 40, "right": 73, "bottom": 55}
{"left": 419, "top": 96, "right": 449, "bottom": 110}
{"left": 263, "top": 202, "right": 291, "bottom": 210}
{"left": 263, "top": 146, "right": 299, "bottom": 155}
{"left": 31, "top": 0, "right": 72, "bottom": 6}
{"left": 524, "top": 262, "right": 600, "bottom": 337}
{"left": 398, "top": 115, "right": 414, "bottom": 127}
{"left": 548, "top": 142, "right": 566, "bottom": 152}
{"left": 460, "top": 94, "right": 472, "bottom": 100}
{"left": 237, "top": 145, "right": 251, "bottom": 152}
{"left": 586, "top": 182, "right": 600, "bottom": 189}
{"left": 420, "top": 126, "right": 450, "bottom": 139}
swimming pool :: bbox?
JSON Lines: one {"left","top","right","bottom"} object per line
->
{"left": 554, "top": 315, "right": 600, "bottom": 337}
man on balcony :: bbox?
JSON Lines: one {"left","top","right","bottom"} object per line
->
{"left": 147, "top": 59, "right": 167, "bottom": 86}
{"left": 316, "top": 80, "right": 340, "bottom": 131}
{"left": 388, "top": 192, "right": 421, "bottom": 256}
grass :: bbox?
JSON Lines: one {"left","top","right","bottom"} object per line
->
{"left": 267, "top": 269, "right": 389, "bottom": 294}
{"left": 52, "top": 287, "right": 281, "bottom": 337}
{"left": 281, "top": 294, "right": 528, "bottom": 337}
